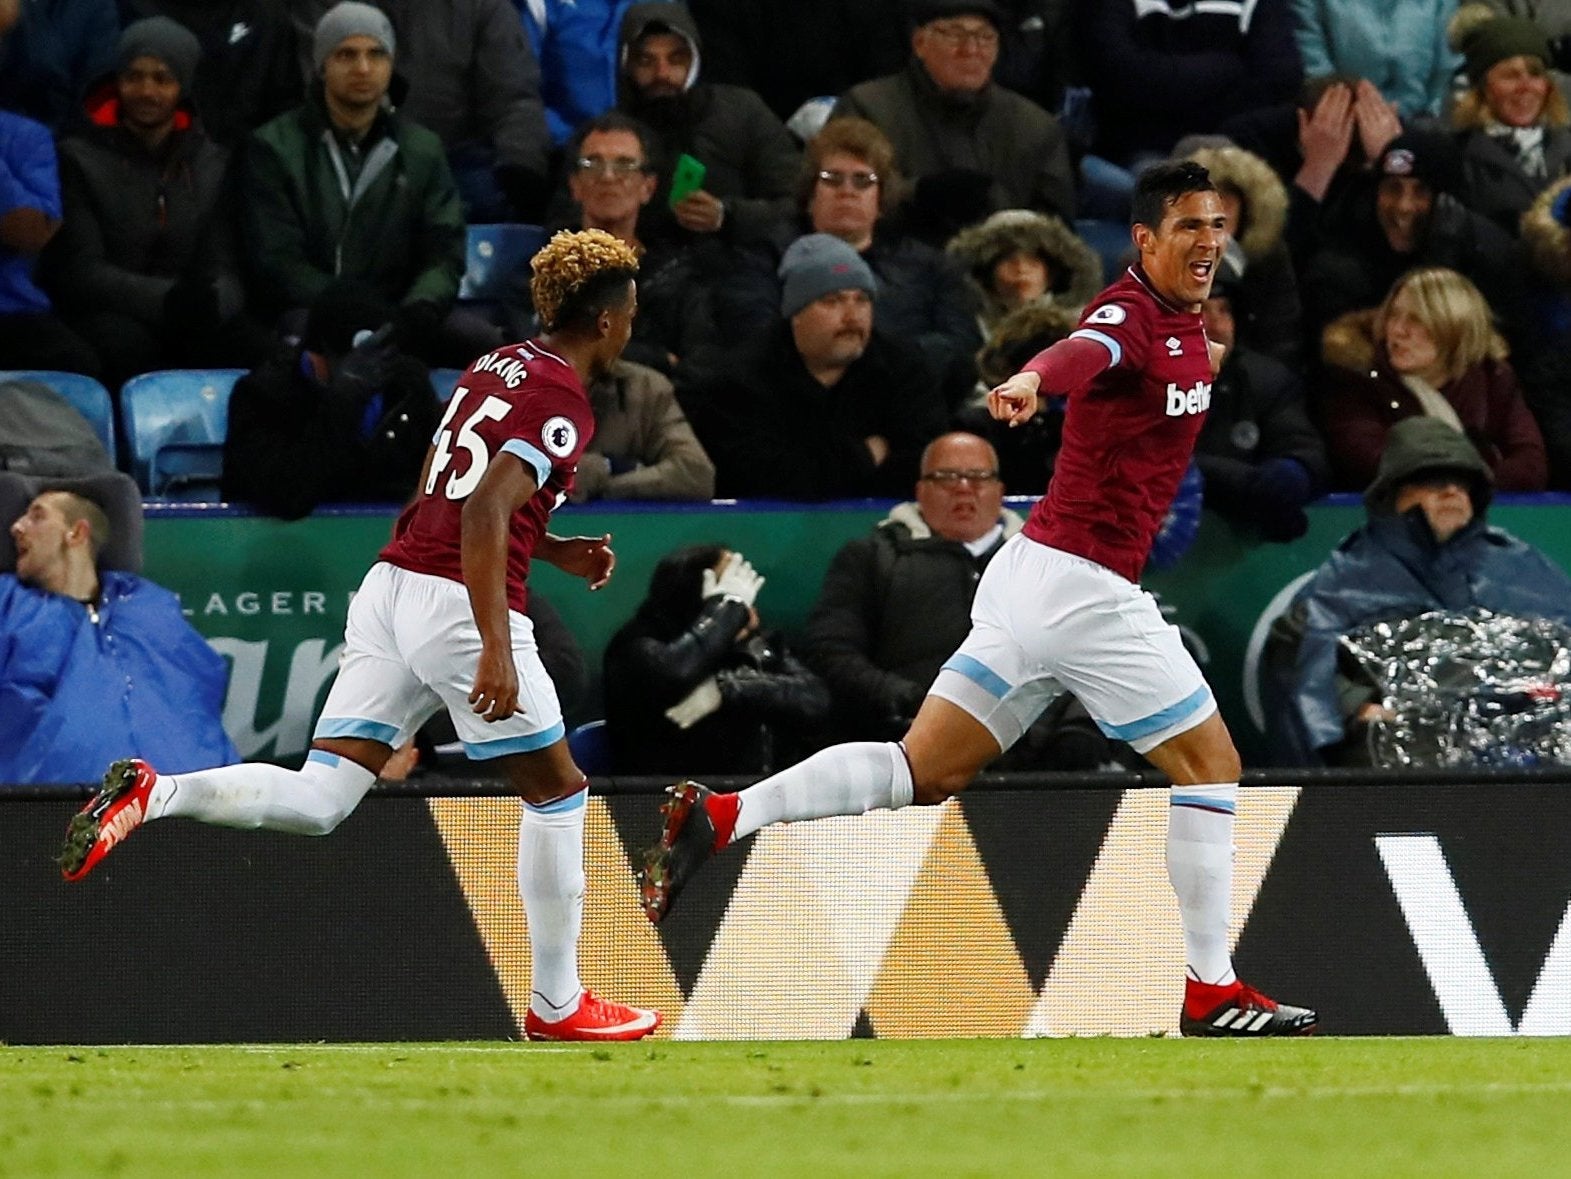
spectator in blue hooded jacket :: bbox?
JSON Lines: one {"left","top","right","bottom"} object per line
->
{"left": 1, "top": 484, "right": 237, "bottom": 785}
{"left": 1267, "top": 416, "right": 1571, "bottom": 766}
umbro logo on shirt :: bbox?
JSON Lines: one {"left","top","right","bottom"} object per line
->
{"left": 1164, "top": 380, "right": 1212, "bottom": 417}
{"left": 1166, "top": 336, "right": 1182, "bottom": 356}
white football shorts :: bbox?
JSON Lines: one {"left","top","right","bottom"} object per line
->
{"left": 930, "top": 535, "right": 1215, "bottom": 755}
{"left": 313, "top": 561, "right": 564, "bottom": 759}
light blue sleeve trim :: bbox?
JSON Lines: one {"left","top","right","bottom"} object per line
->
{"left": 1097, "top": 684, "right": 1212, "bottom": 742}
{"left": 463, "top": 720, "right": 567, "bottom": 760}
{"left": 306, "top": 749, "right": 342, "bottom": 768}
{"left": 940, "top": 653, "right": 1013, "bottom": 700}
{"left": 1070, "top": 328, "right": 1123, "bottom": 367}
{"left": 500, "top": 439, "right": 552, "bottom": 487}
{"left": 313, "top": 717, "right": 401, "bottom": 744}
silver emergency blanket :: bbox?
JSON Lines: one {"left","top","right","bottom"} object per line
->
{"left": 1340, "top": 609, "right": 1571, "bottom": 767}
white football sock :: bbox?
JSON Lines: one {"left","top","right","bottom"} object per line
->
{"left": 520, "top": 787, "right": 586, "bottom": 1021}
{"left": 732, "top": 741, "right": 914, "bottom": 841}
{"left": 1167, "top": 781, "right": 1238, "bottom": 987}
{"left": 149, "top": 750, "right": 375, "bottom": 835}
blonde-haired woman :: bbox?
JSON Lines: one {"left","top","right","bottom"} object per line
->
{"left": 1319, "top": 266, "right": 1547, "bottom": 490}
{"left": 1452, "top": 13, "right": 1571, "bottom": 232}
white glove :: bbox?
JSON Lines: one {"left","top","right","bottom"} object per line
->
{"left": 701, "top": 552, "right": 765, "bottom": 608}
{"left": 665, "top": 677, "right": 723, "bottom": 729}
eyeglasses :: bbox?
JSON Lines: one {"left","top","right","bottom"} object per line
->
{"left": 925, "top": 22, "right": 999, "bottom": 48}
{"left": 816, "top": 169, "right": 879, "bottom": 191}
{"left": 920, "top": 469, "right": 1000, "bottom": 486}
{"left": 574, "top": 156, "right": 648, "bottom": 178}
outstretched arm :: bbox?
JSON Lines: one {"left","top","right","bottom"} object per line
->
{"left": 987, "top": 336, "right": 1114, "bottom": 426}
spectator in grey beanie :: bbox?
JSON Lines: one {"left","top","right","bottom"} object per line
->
{"left": 778, "top": 232, "right": 878, "bottom": 318}
{"left": 117, "top": 17, "right": 201, "bottom": 98}
{"left": 312, "top": 2, "right": 394, "bottom": 74}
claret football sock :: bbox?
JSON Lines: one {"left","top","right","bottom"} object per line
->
{"left": 1166, "top": 781, "right": 1239, "bottom": 987}
{"left": 731, "top": 741, "right": 914, "bottom": 842}
{"left": 519, "top": 785, "right": 587, "bottom": 1021}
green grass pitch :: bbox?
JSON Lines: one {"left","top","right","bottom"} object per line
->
{"left": 6, "top": 1038, "right": 1571, "bottom": 1177}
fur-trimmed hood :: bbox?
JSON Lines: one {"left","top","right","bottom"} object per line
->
{"left": 975, "top": 301, "right": 1082, "bottom": 387}
{"left": 879, "top": 499, "right": 1025, "bottom": 541}
{"left": 1321, "top": 309, "right": 1382, "bottom": 374}
{"left": 945, "top": 209, "right": 1103, "bottom": 317}
{"left": 1184, "top": 144, "right": 1288, "bottom": 262}
{"left": 1321, "top": 307, "right": 1510, "bottom": 375}
{"left": 1522, "top": 172, "right": 1571, "bottom": 287}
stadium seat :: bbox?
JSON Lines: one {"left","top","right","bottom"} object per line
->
{"left": 566, "top": 719, "right": 612, "bottom": 775}
{"left": 120, "top": 369, "right": 245, "bottom": 499}
{"left": 429, "top": 367, "right": 465, "bottom": 403}
{"left": 0, "top": 370, "right": 117, "bottom": 466}
{"left": 458, "top": 223, "right": 545, "bottom": 303}
{"left": 1074, "top": 218, "right": 1134, "bottom": 284}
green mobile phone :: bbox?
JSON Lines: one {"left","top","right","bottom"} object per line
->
{"left": 668, "top": 153, "right": 707, "bottom": 206}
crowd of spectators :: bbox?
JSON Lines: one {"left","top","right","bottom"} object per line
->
{"left": 10, "top": 0, "right": 1571, "bottom": 775}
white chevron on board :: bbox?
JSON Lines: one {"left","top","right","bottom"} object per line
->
{"left": 1024, "top": 786, "right": 1300, "bottom": 1037}
{"left": 675, "top": 805, "right": 946, "bottom": 1040}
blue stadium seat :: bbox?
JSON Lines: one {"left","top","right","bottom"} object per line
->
{"left": 1074, "top": 218, "right": 1134, "bottom": 284}
{"left": 120, "top": 369, "right": 245, "bottom": 499}
{"left": 429, "top": 367, "right": 465, "bottom": 403}
{"left": 459, "top": 223, "right": 545, "bottom": 303}
{"left": 0, "top": 370, "right": 116, "bottom": 466}
{"left": 566, "top": 719, "right": 612, "bottom": 775}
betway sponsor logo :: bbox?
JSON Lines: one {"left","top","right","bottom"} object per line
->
{"left": 1165, "top": 380, "right": 1212, "bottom": 417}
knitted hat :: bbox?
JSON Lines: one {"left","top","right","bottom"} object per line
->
{"left": 304, "top": 279, "right": 396, "bottom": 357}
{"left": 1377, "top": 129, "right": 1463, "bottom": 197}
{"left": 117, "top": 17, "right": 202, "bottom": 95}
{"left": 1460, "top": 16, "right": 1550, "bottom": 85}
{"left": 313, "top": 1, "right": 395, "bottom": 73}
{"left": 778, "top": 234, "right": 878, "bottom": 317}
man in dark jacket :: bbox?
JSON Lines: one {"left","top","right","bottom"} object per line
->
{"left": 805, "top": 430, "right": 1116, "bottom": 767}
{"left": 1268, "top": 416, "right": 1571, "bottom": 765}
{"left": 1301, "top": 129, "right": 1533, "bottom": 350}
{"left": 611, "top": 2, "right": 800, "bottom": 243}
{"left": 221, "top": 280, "right": 438, "bottom": 519}
{"left": 1075, "top": 0, "right": 1303, "bottom": 163}
{"left": 242, "top": 2, "right": 499, "bottom": 367}
{"left": 46, "top": 16, "right": 272, "bottom": 388}
{"left": 115, "top": 0, "right": 301, "bottom": 147}
{"left": 1195, "top": 274, "right": 1327, "bottom": 542}
{"left": 376, "top": 0, "right": 551, "bottom": 222}
{"left": 677, "top": 233, "right": 946, "bottom": 499}
{"left": 833, "top": 0, "right": 1075, "bottom": 243}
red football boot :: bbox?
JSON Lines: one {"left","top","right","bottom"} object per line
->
{"left": 1180, "top": 977, "right": 1318, "bottom": 1037}
{"left": 523, "top": 990, "right": 662, "bottom": 1042}
{"left": 57, "top": 758, "right": 158, "bottom": 882}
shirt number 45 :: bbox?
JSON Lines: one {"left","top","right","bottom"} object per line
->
{"left": 426, "top": 388, "right": 510, "bottom": 500}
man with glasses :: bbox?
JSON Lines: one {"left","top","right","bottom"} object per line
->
{"left": 833, "top": 0, "right": 1075, "bottom": 242}
{"left": 646, "top": 162, "right": 1319, "bottom": 1038}
{"left": 712, "top": 117, "right": 981, "bottom": 409}
{"left": 558, "top": 111, "right": 722, "bottom": 374}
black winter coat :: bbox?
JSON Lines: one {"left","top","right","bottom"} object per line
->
{"left": 221, "top": 351, "right": 439, "bottom": 519}
{"left": 677, "top": 321, "right": 946, "bottom": 500}
{"left": 604, "top": 596, "right": 830, "bottom": 774}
